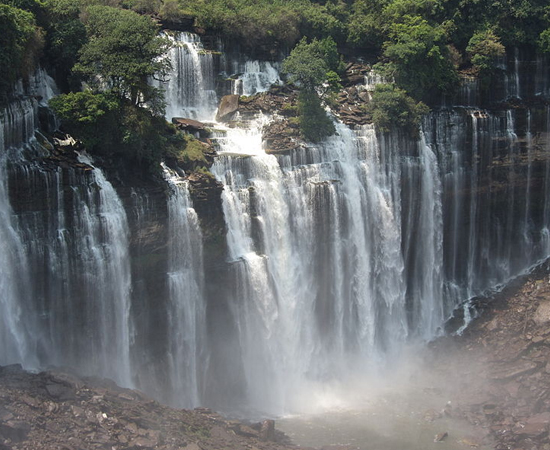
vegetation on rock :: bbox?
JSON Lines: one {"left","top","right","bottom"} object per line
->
{"left": 2, "top": 0, "right": 550, "bottom": 163}
{"left": 0, "top": 3, "right": 43, "bottom": 99}
{"left": 282, "top": 37, "right": 339, "bottom": 143}
{"left": 367, "top": 83, "right": 429, "bottom": 138}
{"left": 74, "top": 5, "right": 170, "bottom": 108}
{"left": 466, "top": 29, "right": 506, "bottom": 78}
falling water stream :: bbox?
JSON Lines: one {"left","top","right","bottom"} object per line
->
{"left": 1, "top": 35, "right": 550, "bottom": 449}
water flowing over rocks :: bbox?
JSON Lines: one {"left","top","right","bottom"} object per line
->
{"left": 4, "top": 34, "right": 550, "bottom": 437}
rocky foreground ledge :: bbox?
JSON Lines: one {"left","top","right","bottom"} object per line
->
{"left": 0, "top": 365, "right": 301, "bottom": 450}
{"left": 428, "top": 259, "right": 550, "bottom": 450}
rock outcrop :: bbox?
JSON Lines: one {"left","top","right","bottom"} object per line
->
{"left": 428, "top": 259, "right": 550, "bottom": 450}
{"left": 0, "top": 365, "right": 295, "bottom": 450}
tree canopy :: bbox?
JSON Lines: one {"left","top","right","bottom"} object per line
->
{"left": 0, "top": 3, "right": 43, "bottom": 97}
{"left": 74, "top": 5, "right": 170, "bottom": 107}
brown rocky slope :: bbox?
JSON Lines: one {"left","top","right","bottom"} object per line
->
{"left": 428, "top": 259, "right": 550, "bottom": 450}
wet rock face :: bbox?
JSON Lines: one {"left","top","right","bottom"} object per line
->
{"left": 216, "top": 95, "right": 240, "bottom": 122}
{"left": 0, "top": 365, "right": 293, "bottom": 450}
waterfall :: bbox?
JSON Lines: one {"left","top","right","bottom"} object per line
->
{"left": 2, "top": 34, "right": 550, "bottom": 418}
{"left": 164, "top": 166, "right": 206, "bottom": 407}
{"left": 67, "top": 153, "right": 134, "bottom": 386}
{"left": 229, "top": 60, "right": 282, "bottom": 96}
{"left": 15, "top": 151, "right": 134, "bottom": 386}
{"left": 0, "top": 101, "right": 38, "bottom": 368}
{"left": 212, "top": 120, "right": 417, "bottom": 414}
{"left": 157, "top": 32, "right": 218, "bottom": 121}
{"left": 209, "top": 98, "right": 550, "bottom": 416}
{"left": 0, "top": 70, "right": 135, "bottom": 386}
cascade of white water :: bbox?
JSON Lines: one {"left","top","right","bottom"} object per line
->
{"left": 535, "top": 55, "right": 550, "bottom": 98}
{"left": 212, "top": 118, "right": 419, "bottom": 414}
{"left": 230, "top": 60, "right": 282, "bottom": 96}
{"left": 514, "top": 47, "right": 521, "bottom": 99}
{"left": 0, "top": 102, "right": 37, "bottom": 368}
{"left": 466, "top": 111, "right": 481, "bottom": 295}
{"left": 457, "top": 76, "right": 479, "bottom": 107}
{"left": 158, "top": 32, "right": 217, "bottom": 121}
{"left": 65, "top": 154, "right": 134, "bottom": 386}
{"left": 524, "top": 109, "right": 534, "bottom": 260}
{"left": 163, "top": 165, "right": 206, "bottom": 408}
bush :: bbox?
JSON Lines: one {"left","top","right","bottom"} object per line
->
{"left": 466, "top": 29, "right": 505, "bottom": 76}
{"left": 49, "top": 91, "right": 120, "bottom": 151}
{"left": 367, "top": 83, "right": 429, "bottom": 138}
{"left": 0, "top": 4, "right": 42, "bottom": 97}
{"left": 298, "top": 90, "right": 335, "bottom": 143}
{"left": 376, "top": 14, "right": 458, "bottom": 101}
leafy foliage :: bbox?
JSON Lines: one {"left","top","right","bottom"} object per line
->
{"left": 375, "top": 15, "right": 457, "bottom": 101}
{"left": 49, "top": 90, "right": 184, "bottom": 171}
{"left": 283, "top": 37, "right": 339, "bottom": 142}
{"left": 49, "top": 91, "right": 120, "bottom": 151}
{"left": 0, "top": 3, "right": 43, "bottom": 98}
{"left": 539, "top": 29, "right": 550, "bottom": 53}
{"left": 74, "top": 5, "right": 170, "bottom": 106}
{"left": 185, "top": 0, "right": 346, "bottom": 52}
{"left": 283, "top": 37, "right": 334, "bottom": 89}
{"left": 466, "top": 29, "right": 505, "bottom": 76}
{"left": 297, "top": 90, "right": 335, "bottom": 143}
{"left": 367, "top": 83, "right": 429, "bottom": 137}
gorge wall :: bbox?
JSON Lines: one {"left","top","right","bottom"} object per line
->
{"left": 1, "top": 35, "right": 550, "bottom": 418}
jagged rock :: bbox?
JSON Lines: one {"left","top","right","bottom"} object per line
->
{"left": 513, "top": 413, "right": 550, "bottom": 437}
{"left": 216, "top": 95, "right": 240, "bottom": 122}
{"left": 0, "top": 420, "right": 31, "bottom": 442}
{"left": 489, "top": 361, "right": 539, "bottom": 380}
{"left": 533, "top": 301, "right": 550, "bottom": 325}
{"left": 0, "top": 408, "right": 14, "bottom": 422}
{"left": 434, "top": 431, "right": 448, "bottom": 442}
{"left": 0, "top": 364, "right": 24, "bottom": 375}
{"left": 260, "top": 419, "right": 275, "bottom": 442}
{"left": 45, "top": 382, "right": 76, "bottom": 401}
{"left": 172, "top": 118, "right": 209, "bottom": 137}
{"left": 236, "top": 424, "right": 259, "bottom": 438}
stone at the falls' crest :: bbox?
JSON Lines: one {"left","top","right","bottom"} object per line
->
{"left": 216, "top": 94, "right": 240, "bottom": 122}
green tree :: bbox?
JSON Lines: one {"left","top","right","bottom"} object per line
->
{"left": 282, "top": 36, "right": 340, "bottom": 89}
{"left": 375, "top": 15, "right": 457, "bottom": 101}
{"left": 74, "top": 5, "right": 170, "bottom": 107}
{"left": 367, "top": 83, "right": 429, "bottom": 138}
{"left": 297, "top": 90, "right": 335, "bottom": 143}
{"left": 466, "top": 29, "right": 505, "bottom": 77}
{"left": 282, "top": 37, "right": 339, "bottom": 142}
{"left": 49, "top": 90, "right": 120, "bottom": 151}
{"left": 0, "top": 4, "right": 42, "bottom": 98}
{"left": 539, "top": 28, "right": 550, "bottom": 53}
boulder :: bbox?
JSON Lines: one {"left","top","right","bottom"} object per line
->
{"left": 172, "top": 118, "right": 208, "bottom": 137}
{"left": 434, "top": 431, "right": 448, "bottom": 442}
{"left": 260, "top": 419, "right": 275, "bottom": 442}
{"left": 533, "top": 301, "right": 550, "bottom": 325}
{"left": 0, "top": 420, "right": 31, "bottom": 442}
{"left": 216, "top": 95, "right": 240, "bottom": 122}
{"left": 513, "top": 413, "right": 550, "bottom": 438}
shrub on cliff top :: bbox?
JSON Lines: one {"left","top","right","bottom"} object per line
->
{"left": 367, "top": 83, "right": 429, "bottom": 138}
